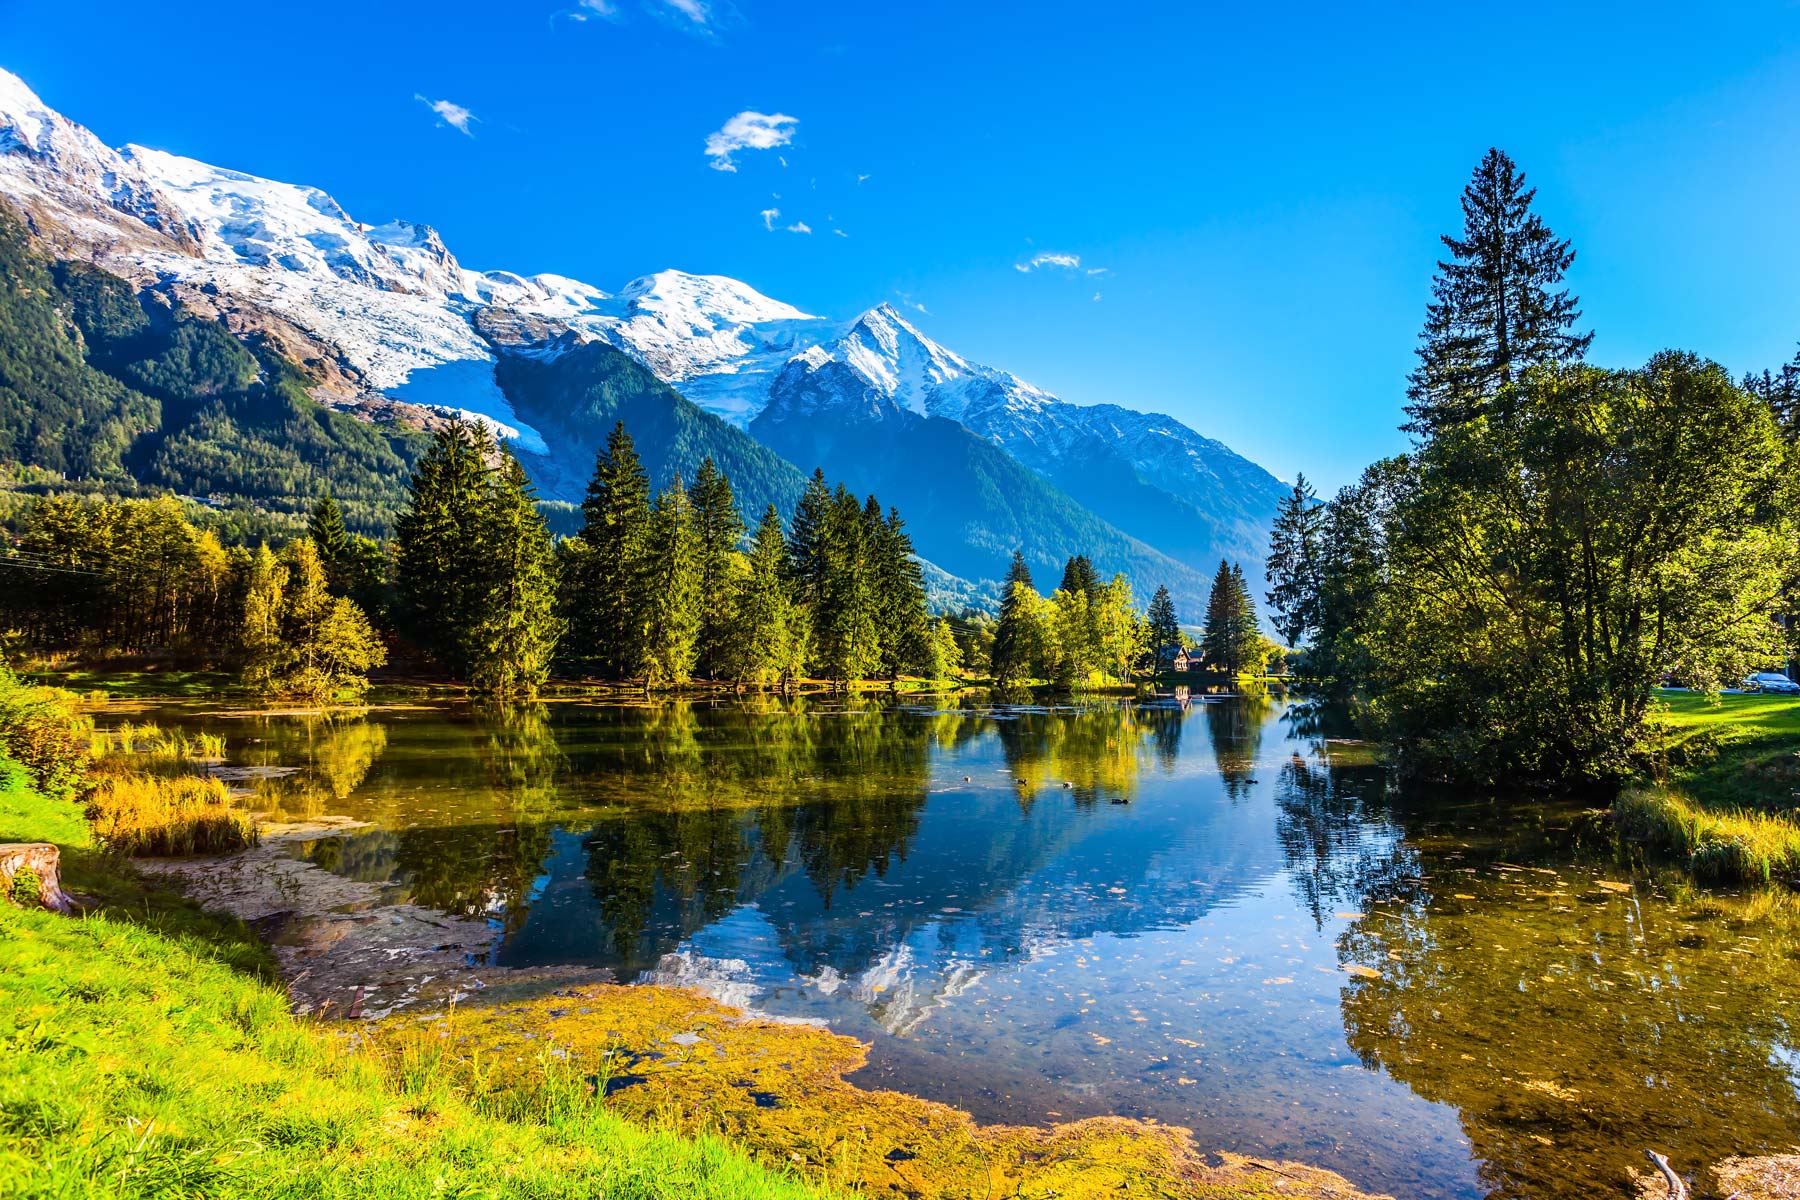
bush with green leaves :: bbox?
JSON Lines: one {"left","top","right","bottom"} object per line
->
{"left": 0, "top": 669, "right": 91, "bottom": 801}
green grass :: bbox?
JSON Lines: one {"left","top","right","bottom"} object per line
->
{"left": 0, "top": 757, "right": 834, "bottom": 1200}
{"left": 0, "top": 756, "right": 88, "bottom": 845}
{"left": 1607, "top": 691, "right": 1800, "bottom": 888}
{"left": 1652, "top": 689, "right": 1800, "bottom": 810}
{"left": 23, "top": 666, "right": 237, "bottom": 699}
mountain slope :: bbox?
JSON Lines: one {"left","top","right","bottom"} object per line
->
{"left": 0, "top": 208, "right": 430, "bottom": 531}
{"left": 493, "top": 337, "right": 809, "bottom": 521}
{"left": 745, "top": 305, "right": 1284, "bottom": 604}
{"left": 753, "top": 350, "right": 1212, "bottom": 603}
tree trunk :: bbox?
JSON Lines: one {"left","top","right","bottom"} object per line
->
{"left": 0, "top": 843, "right": 78, "bottom": 913}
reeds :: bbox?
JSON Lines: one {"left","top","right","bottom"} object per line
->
{"left": 91, "top": 722, "right": 226, "bottom": 760}
{"left": 1616, "top": 786, "right": 1800, "bottom": 886}
{"left": 85, "top": 770, "right": 256, "bottom": 856}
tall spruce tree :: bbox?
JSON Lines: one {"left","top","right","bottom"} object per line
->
{"left": 307, "top": 495, "right": 351, "bottom": 583}
{"left": 1059, "top": 554, "right": 1100, "bottom": 601}
{"left": 990, "top": 551, "right": 1038, "bottom": 685}
{"left": 1744, "top": 344, "right": 1800, "bottom": 435}
{"left": 788, "top": 468, "right": 833, "bottom": 609}
{"left": 1406, "top": 148, "right": 1593, "bottom": 434}
{"left": 394, "top": 421, "right": 494, "bottom": 674}
{"left": 642, "top": 476, "right": 703, "bottom": 688}
{"left": 570, "top": 422, "right": 654, "bottom": 679}
{"left": 1265, "top": 473, "right": 1322, "bottom": 647}
{"left": 469, "top": 454, "right": 564, "bottom": 697}
{"left": 871, "top": 503, "right": 929, "bottom": 681}
{"left": 815, "top": 486, "right": 880, "bottom": 686}
{"left": 690, "top": 457, "right": 744, "bottom": 679}
{"left": 1201, "top": 560, "right": 1259, "bottom": 677}
{"left": 728, "top": 504, "right": 808, "bottom": 688}
{"left": 1146, "top": 585, "right": 1181, "bottom": 671}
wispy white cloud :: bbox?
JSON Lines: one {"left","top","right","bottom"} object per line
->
{"left": 659, "top": 0, "right": 711, "bottom": 26}
{"left": 760, "top": 208, "right": 780, "bottom": 231}
{"left": 705, "top": 111, "right": 798, "bottom": 172}
{"left": 565, "top": 0, "right": 620, "bottom": 20}
{"left": 786, "top": 221, "right": 812, "bottom": 234}
{"left": 856, "top": 173, "right": 871, "bottom": 184}
{"left": 1086, "top": 266, "right": 1109, "bottom": 276}
{"left": 833, "top": 228, "right": 848, "bottom": 237}
{"left": 1015, "top": 251, "right": 1081, "bottom": 273}
{"left": 414, "top": 94, "right": 477, "bottom": 136}
{"left": 1092, "top": 292, "right": 1103, "bottom": 302}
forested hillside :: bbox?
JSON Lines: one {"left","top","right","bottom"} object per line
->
{"left": 0, "top": 211, "right": 432, "bottom": 532}
{"left": 496, "top": 340, "right": 810, "bottom": 521}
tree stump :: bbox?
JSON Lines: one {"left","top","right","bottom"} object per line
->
{"left": 0, "top": 843, "right": 77, "bottom": 913}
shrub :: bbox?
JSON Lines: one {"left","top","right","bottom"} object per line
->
{"left": 8, "top": 865, "right": 41, "bottom": 906}
{"left": 0, "top": 668, "right": 91, "bottom": 800}
{"left": 86, "top": 771, "right": 256, "bottom": 856}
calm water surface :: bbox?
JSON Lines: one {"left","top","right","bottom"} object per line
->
{"left": 132, "top": 695, "right": 1800, "bottom": 1199}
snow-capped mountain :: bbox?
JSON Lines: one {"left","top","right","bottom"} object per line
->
{"left": 0, "top": 63, "right": 1284, "bottom": 603}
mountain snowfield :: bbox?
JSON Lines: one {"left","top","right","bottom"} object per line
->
{"left": 0, "top": 64, "right": 1288, "bottom": 602}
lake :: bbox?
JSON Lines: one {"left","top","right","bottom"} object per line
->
{"left": 127, "top": 693, "right": 1800, "bottom": 1199}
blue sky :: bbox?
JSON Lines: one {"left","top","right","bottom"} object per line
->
{"left": 4, "top": 0, "right": 1798, "bottom": 491}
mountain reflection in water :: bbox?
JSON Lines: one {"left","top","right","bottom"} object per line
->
{"left": 140, "top": 695, "right": 1800, "bottom": 1200}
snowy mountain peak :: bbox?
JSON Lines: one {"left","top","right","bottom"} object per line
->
{"left": 120, "top": 145, "right": 477, "bottom": 299}
{"left": 615, "top": 269, "right": 815, "bottom": 328}
{"left": 0, "top": 68, "right": 57, "bottom": 154}
{"left": 0, "top": 67, "right": 197, "bottom": 251}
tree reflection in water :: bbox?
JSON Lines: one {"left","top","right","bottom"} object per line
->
{"left": 1268, "top": 708, "right": 1800, "bottom": 1199}
{"left": 148, "top": 695, "right": 1800, "bottom": 1200}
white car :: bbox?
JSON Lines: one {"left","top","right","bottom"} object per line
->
{"left": 1744, "top": 672, "right": 1800, "bottom": 695}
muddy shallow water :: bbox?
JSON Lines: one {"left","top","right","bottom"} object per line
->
{"left": 123, "top": 694, "right": 1800, "bottom": 1200}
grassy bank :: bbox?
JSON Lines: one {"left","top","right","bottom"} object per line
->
{"left": 1620, "top": 691, "right": 1800, "bottom": 887}
{"left": 0, "top": 755, "right": 834, "bottom": 1199}
{"left": 1654, "top": 690, "right": 1800, "bottom": 809}
{"left": 1615, "top": 786, "right": 1800, "bottom": 886}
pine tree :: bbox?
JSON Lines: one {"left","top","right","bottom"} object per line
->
{"left": 815, "top": 486, "right": 879, "bottom": 686}
{"left": 1744, "top": 344, "right": 1800, "bottom": 435}
{"left": 1146, "top": 585, "right": 1181, "bottom": 672}
{"left": 307, "top": 495, "right": 351, "bottom": 591}
{"left": 643, "top": 476, "right": 703, "bottom": 688}
{"left": 394, "top": 421, "right": 494, "bottom": 674}
{"left": 1201, "top": 560, "right": 1259, "bottom": 678}
{"left": 469, "top": 453, "right": 564, "bottom": 697}
{"left": 990, "top": 552, "right": 1038, "bottom": 685}
{"left": 690, "top": 457, "right": 744, "bottom": 679}
{"left": 1406, "top": 148, "right": 1593, "bottom": 435}
{"left": 871, "top": 504, "right": 929, "bottom": 681}
{"left": 788, "top": 468, "right": 832, "bottom": 608}
{"left": 1059, "top": 554, "right": 1099, "bottom": 601}
{"left": 1265, "top": 473, "right": 1322, "bottom": 647}
{"left": 728, "top": 505, "right": 808, "bottom": 688}
{"left": 569, "top": 422, "right": 654, "bottom": 679}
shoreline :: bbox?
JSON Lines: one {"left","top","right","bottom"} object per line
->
{"left": 139, "top": 809, "right": 1397, "bottom": 1200}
